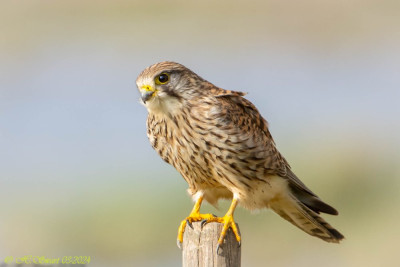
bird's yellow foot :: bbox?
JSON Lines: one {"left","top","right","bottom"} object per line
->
{"left": 205, "top": 214, "right": 241, "bottom": 252}
{"left": 177, "top": 212, "right": 216, "bottom": 248}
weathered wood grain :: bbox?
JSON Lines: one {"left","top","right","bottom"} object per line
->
{"left": 182, "top": 221, "right": 241, "bottom": 267}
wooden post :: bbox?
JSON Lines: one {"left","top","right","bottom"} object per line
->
{"left": 182, "top": 221, "right": 241, "bottom": 267}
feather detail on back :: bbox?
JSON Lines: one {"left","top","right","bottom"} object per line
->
{"left": 209, "top": 86, "right": 247, "bottom": 98}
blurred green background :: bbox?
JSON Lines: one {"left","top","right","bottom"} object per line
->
{"left": 1, "top": 1, "right": 399, "bottom": 266}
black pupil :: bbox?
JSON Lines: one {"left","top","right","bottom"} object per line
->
{"left": 158, "top": 74, "right": 168, "bottom": 83}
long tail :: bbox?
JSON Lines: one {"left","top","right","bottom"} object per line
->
{"left": 269, "top": 193, "right": 344, "bottom": 243}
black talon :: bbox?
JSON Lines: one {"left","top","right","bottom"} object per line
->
{"left": 186, "top": 219, "right": 193, "bottom": 229}
{"left": 212, "top": 214, "right": 218, "bottom": 217}
{"left": 216, "top": 243, "right": 221, "bottom": 254}
{"left": 200, "top": 219, "right": 208, "bottom": 229}
{"left": 238, "top": 240, "right": 241, "bottom": 247}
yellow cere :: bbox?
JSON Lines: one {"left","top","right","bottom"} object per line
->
{"left": 141, "top": 85, "right": 155, "bottom": 92}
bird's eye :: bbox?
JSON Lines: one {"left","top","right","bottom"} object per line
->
{"left": 155, "top": 73, "right": 170, "bottom": 84}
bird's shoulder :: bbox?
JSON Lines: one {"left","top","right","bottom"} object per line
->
{"left": 207, "top": 87, "right": 273, "bottom": 141}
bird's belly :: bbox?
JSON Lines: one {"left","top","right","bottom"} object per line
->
{"left": 172, "top": 136, "right": 290, "bottom": 210}
{"left": 236, "top": 175, "right": 290, "bottom": 210}
{"left": 170, "top": 139, "right": 223, "bottom": 190}
{"left": 148, "top": 114, "right": 289, "bottom": 210}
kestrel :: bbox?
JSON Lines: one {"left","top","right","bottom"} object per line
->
{"left": 136, "top": 61, "right": 344, "bottom": 249}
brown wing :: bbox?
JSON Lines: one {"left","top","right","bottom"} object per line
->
{"left": 212, "top": 89, "right": 338, "bottom": 215}
{"left": 212, "top": 89, "right": 289, "bottom": 177}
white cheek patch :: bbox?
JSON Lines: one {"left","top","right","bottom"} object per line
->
{"left": 146, "top": 93, "right": 183, "bottom": 116}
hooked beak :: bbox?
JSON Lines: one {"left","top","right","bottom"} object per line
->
{"left": 140, "top": 85, "right": 156, "bottom": 103}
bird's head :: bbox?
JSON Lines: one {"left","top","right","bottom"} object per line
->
{"left": 136, "top": 61, "right": 206, "bottom": 114}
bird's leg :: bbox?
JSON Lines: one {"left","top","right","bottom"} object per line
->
{"left": 177, "top": 194, "right": 216, "bottom": 248}
{"left": 205, "top": 195, "right": 241, "bottom": 251}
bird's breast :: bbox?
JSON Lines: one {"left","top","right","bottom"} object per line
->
{"left": 146, "top": 112, "right": 221, "bottom": 189}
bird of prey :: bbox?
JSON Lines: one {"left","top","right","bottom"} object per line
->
{"left": 136, "top": 61, "right": 344, "bottom": 249}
